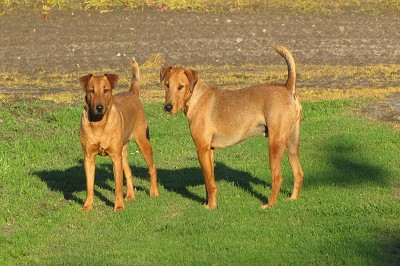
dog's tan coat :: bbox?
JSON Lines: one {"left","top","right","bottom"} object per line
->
{"left": 161, "top": 45, "right": 303, "bottom": 209}
{"left": 79, "top": 58, "right": 158, "bottom": 212}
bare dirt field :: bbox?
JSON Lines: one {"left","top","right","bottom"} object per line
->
{"left": 2, "top": 8, "right": 400, "bottom": 71}
{"left": 0, "top": 8, "right": 399, "bottom": 125}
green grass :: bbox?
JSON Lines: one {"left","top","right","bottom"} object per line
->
{"left": 0, "top": 99, "right": 399, "bottom": 265}
{"left": 1, "top": 0, "right": 400, "bottom": 13}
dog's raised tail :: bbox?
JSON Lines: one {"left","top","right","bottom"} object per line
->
{"left": 130, "top": 57, "right": 140, "bottom": 96}
{"left": 274, "top": 45, "right": 296, "bottom": 95}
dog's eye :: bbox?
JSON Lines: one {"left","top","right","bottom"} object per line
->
{"left": 89, "top": 88, "right": 95, "bottom": 93}
{"left": 103, "top": 87, "right": 109, "bottom": 93}
{"left": 178, "top": 85, "right": 184, "bottom": 91}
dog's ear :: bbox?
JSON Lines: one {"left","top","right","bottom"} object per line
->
{"left": 79, "top": 74, "right": 93, "bottom": 92}
{"left": 104, "top": 74, "right": 118, "bottom": 89}
{"left": 184, "top": 68, "right": 198, "bottom": 93}
{"left": 160, "top": 66, "right": 172, "bottom": 82}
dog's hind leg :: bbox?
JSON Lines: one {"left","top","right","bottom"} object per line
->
{"left": 263, "top": 133, "right": 287, "bottom": 209}
{"left": 122, "top": 144, "right": 135, "bottom": 201}
{"left": 286, "top": 118, "right": 304, "bottom": 200}
{"left": 135, "top": 128, "right": 159, "bottom": 198}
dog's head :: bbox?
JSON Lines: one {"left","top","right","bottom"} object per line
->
{"left": 79, "top": 74, "right": 118, "bottom": 121}
{"left": 160, "top": 66, "right": 198, "bottom": 114}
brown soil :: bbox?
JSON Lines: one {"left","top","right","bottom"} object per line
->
{"left": 362, "top": 92, "right": 400, "bottom": 128}
{"left": 0, "top": 8, "right": 399, "bottom": 125}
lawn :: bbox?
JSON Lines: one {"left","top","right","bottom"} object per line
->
{"left": 0, "top": 98, "right": 399, "bottom": 265}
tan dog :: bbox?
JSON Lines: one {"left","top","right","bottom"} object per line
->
{"left": 79, "top": 58, "right": 159, "bottom": 212}
{"left": 160, "top": 45, "right": 303, "bottom": 209}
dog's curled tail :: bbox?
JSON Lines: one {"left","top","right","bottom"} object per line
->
{"left": 130, "top": 57, "right": 140, "bottom": 96}
{"left": 274, "top": 45, "right": 296, "bottom": 95}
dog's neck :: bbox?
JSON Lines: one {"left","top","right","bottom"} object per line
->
{"left": 183, "top": 80, "right": 208, "bottom": 115}
{"left": 184, "top": 80, "right": 209, "bottom": 116}
{"left": 82, "top": 104, "right": 120, "bottom": 145}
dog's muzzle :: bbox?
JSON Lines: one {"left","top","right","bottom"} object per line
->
{"left": 96, "top": 104, "right": 104, "bottom": 114}
{"left": 164, "top": 103, "right": 173, "bottom": 113}
{"left": 88, "top": 104, "right": 106, "bottom": 121}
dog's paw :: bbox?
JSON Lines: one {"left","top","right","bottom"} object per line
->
{"left": 150, "top": 187, "right": 159, "bottom": 198}
{"left": 125, "top": 193, "right": 135, "bottom": 201}
{"left": 114, "top": 203, "right": 125, "bottom": 212}
{"left": 289, "top": 195, "right": 299, "bottom": 200}
{"left": 261, "top": 203, "right": 273, "bottom": 209}
{"left": 82, "top": 204, "right": 93, "bottom": 212}
{"left": 82, "top": 200, "right": 93, "bottom": 212}
{"left": 204, "top": 202, "right": 217, "bottom": 210}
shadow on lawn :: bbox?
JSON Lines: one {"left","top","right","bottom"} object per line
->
{"left": 33, "top": 160, "right": 114, "bottom": 207}
{"left": 136, "top": 162, "right": 271, "bottom": 205}
{"left": 354, "top": 228, "right": 400, "bottom": 265}
{"left": 34, "top": 160, "right": 270, "bottom": 207}
{"left": 34, "top": 134, "right": 390, "bottom": 208}
{"left": 306, "top": 135, "right": 391, "bottom": 188}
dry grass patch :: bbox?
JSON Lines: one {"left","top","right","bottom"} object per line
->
{"left": 1, "top": 60, "right": 399, "bottom": 103}
{"left": 1, "top": 0, "right": 400, "bottom": 13}
{"left": 298, "top": 87, "right": 400, "bottom": 102}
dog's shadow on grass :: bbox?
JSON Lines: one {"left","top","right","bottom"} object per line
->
{"left": 306, "top": 135, "right": 391, "bottom": 188}
{"left": 34, "top": 160, "right": 115, "bottom": 208}
{"left": 134, "top": 162, "right": 271, "bottom": 205}
{"left": 34, "top": 160, "right": 270, "bottom": 208}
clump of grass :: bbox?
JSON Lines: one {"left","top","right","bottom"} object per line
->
{"left": 142, "top": 53, "right": 165, "bottom": 69}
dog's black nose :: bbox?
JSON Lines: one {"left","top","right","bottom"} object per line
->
{"left": 96, "top": 104, "right": 104, "bottom": 113}
{"left": 164, "top": 104, "right": 173, "bottom": 113}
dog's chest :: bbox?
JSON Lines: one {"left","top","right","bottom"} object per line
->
{"left": 81, "top": 108, "right": 123, "bottom": 156}
{"left": 82, "top": 124, "right": 118, "bottom": 155}
{"left": 98, "top": 145, "right": 108, "bottom": 156}
{"left": 93, "top": 130, "right": 115, "bottom": 154}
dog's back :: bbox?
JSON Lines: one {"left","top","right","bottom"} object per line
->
{"left": 114, "top": 57, "right": 146, "bottom": 140}
{"left": 204, "top": 46, "right": 299, "bottom": 148}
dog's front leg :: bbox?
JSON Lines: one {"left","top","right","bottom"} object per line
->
{"left": 110, "top": 153, "right": 125, "bottom": 211}
{"left": 83, "top": 154, "right": 96, "bottom": 212}
{"left": 197, "top": 147, "right": 217, "bottom": 209}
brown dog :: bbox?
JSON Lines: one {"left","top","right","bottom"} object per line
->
{"left": 160, "top": 45, "right": 303, "bottom": 209}
{"left": 79, "top": 58, "right": 159, "bottom": 212}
